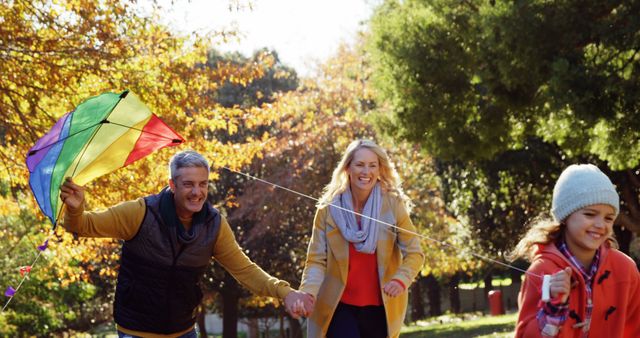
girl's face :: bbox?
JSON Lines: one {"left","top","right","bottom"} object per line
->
{"left": 347, "top": 148, "right": 380, "bottom": 196}
{"left": 564, "top": 204, "right": 616, "bottom": 260}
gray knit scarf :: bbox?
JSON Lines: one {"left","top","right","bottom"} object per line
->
{"left": 329, "top": 183, "right": 381, "bottom": 254}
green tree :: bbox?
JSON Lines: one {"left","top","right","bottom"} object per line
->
{"left": 208, "top": 49, "right": 299, "bottom": 109}
{"left": 368, "top": 0, "right": 640, "bottom": 242}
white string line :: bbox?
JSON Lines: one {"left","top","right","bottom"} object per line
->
{"left": 1, "top": 233, "right": 51, "bottom": 312}
{"left": 219, "top": 165, "right": 542, "bottom": 279}
{"left": 2, "top": 164, "right": 538, "bottom": 313}
{"left": 2, "top": 202, "right": 63, "bottom": 313}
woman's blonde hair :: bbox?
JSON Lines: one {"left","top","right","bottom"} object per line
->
{"left": 318, "top": 139, "right": 411, "bottom": 209}
{"left": 508, "top": 214, "right": 618, "bottom": 262}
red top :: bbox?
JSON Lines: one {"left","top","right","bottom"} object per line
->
{"left": 340, "top": 243, "right": 383, "bottom": 306}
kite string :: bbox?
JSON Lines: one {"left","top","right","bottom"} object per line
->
{"left": 11, "top": 130, "right": 540, "bottom": 314}
{"left": 2, "top": 185, "right": 66, "bottom": 313}
{"left": 1, "top": 230, "right": 53, "bottom": 313}
{"left": 2, "top": 162, "right": 539, "bottom": 313}
{"left": 218, "top": 165, "right": 541, "bottom": 279}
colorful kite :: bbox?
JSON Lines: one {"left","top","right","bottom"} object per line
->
{"left": 26, "top": 90, "right": 184, "bottom": 225}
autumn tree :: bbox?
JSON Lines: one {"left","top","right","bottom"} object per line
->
{"left": 233, "top": 39, "right": 471, "bottom": 325}
{"left": 220, "top": 42, "right": 377, "bottom": 338}
{"left": 188, "top": 48, "right": 301, "bottom": 338}
{"left": 1, "top": 0, "right": 288, "bottom": 335}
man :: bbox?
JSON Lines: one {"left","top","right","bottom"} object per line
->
{"left": 60, "top": 150, "right": 313, "bottom": 338}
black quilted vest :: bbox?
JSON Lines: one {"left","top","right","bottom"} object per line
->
{"left": 113, "top": 188, "right": 221, "bottom": 333}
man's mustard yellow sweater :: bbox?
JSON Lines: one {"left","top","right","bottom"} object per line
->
{"left": 64, "top": 198, "right": 293, "bottom": 338}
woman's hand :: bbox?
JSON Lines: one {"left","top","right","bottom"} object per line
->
{"left": 284, "top": 290, "right": 315, "bottom": 318}
{"left": 383, "top": 280, "right": 405, "bottom": 297}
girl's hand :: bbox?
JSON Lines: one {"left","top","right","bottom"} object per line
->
{"left": 549, "top": 267, "right": 572, "bottom": 304}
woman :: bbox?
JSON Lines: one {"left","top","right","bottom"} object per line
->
{"left": 299, "top": 139, "right": 424, "bottom": 338}
{"left": 511, "top": 164, "right": 640, "bottom": 337}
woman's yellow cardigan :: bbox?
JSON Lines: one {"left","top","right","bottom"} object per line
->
{"left": 300, "top": 192, "right": 425, "bottom": 338}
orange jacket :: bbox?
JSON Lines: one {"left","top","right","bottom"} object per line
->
{"left": 515, "top": 243, "right": 640, "bottom": 338}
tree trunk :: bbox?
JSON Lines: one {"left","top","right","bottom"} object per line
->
{"left": 510, "top": 267, "right": 522, "bottom": 287}
{"left": 483, "top": 269, "right": 493, "bottom": 300}
{"left": 287, "top": 316, "right": 302, "bottom": 338}
{"left": 614, "top": 224, "right": 633, "bottom": 254}
{"left": 425, "top": 274, "right": 441, "bottom": 317}
{"left": 612, "top": 169, "right": 640, "bottom": 234}
{"left": 247, "top": 318, "right": 259, "bottom": 338}
{"left": 222, "top": 277, "right": 240, "bottom": 338}
{"left": 448, "top": 272, "right": 461, "bottom": 314}
{"left": 508, "top": 268, "right": 523, "bottom": 310}
{"left": 279, "top": 313, "right": 285, "bottom": 338}
{"left": 410, "top": 276, "right": 426, "bottom": 321}
{"left": 197, "top": 307, "right": 207, "bottom": 338}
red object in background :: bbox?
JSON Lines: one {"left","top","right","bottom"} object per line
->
{"left": 488, "top": 290, "right": 505, "bottom": 315}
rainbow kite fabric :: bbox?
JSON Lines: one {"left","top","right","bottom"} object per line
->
{"left": 26, "top": 90, "right": 184, "bottom": 224}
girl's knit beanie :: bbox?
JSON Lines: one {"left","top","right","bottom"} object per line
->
{"left": 551, "top": 164, "right": 619, "bottom": 222}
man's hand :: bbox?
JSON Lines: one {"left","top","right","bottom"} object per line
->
{"left": 284, "top": 290, "right": 315, "bottom": 319}
{"left": 383, "top": 280, "right": 405, "bottom": 298}
{"left": 59, "top": 177, "right": 85, "bottom": 210}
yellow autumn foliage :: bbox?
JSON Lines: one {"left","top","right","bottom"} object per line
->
{"left": 0, "top": 1, "right": 290, "bottom": 333}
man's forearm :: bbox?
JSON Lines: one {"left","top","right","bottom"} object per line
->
{"left": 61, "top": 199, "right": 145, "bottom": 240}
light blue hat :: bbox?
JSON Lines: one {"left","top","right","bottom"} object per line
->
{"left": 551, "top": 164, "right": 619, "bottom": 222}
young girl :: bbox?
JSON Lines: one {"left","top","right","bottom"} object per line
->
{"left": 512, "top": 164, "right": 640, "bottom": 338}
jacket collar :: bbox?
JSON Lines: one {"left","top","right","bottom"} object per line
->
{"left": 534, "top": 241, "right": 611, "bottom": 282}
{"left": 158, "top": 187, "right": 211, "bottom": 244}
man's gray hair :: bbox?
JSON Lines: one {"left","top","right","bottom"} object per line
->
{"left": 169, "top": 150, "right": 210, "bottom": 181}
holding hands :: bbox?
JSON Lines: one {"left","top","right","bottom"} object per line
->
{"left": 284, "top": 280, "right": 405, "bottom": 319}
{"left": 284, "top": 290, "right": 315, "bottom": 319}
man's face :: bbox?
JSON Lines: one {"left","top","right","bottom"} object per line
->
{"left": 169, "top": 166, "right": 209, "bottom": 219}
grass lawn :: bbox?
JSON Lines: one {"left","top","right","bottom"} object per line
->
{"left": 459, "top": 277, "right": 517, "bottom": 290}
{"left": 88, "top": 312, "right": 517, "bottom": 338}
{"left": 400, "top": 312, "right": 517, "bottom": 338}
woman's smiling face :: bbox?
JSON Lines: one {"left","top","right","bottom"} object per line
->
{"left": 347, "top": 148, "right": 380, "bottom": 196}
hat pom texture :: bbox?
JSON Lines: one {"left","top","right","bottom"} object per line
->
{"left": 551, "top": 164, "right": 619, "bottom": 222}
